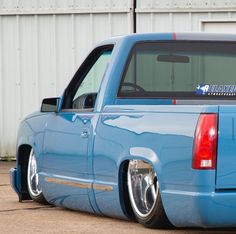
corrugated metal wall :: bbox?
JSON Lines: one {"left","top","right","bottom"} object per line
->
{"left": 2, "top": 0, "right": 236, "bottom": 158}
{"left": 0, "top": 0, "right": 133, "bottom": 158}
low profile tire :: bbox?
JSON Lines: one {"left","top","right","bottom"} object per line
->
{"left": 27, "top": 148, "right": 48, "bottom": 204}
{"left": 127, "top": 160, "right": 171, "bottom": 228}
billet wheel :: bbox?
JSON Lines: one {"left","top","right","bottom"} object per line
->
{"left": 27, "top": 148, "right": 48, "bottom": 204}
{"left": 127, "top": 160, "right": 171, "bottom": 228}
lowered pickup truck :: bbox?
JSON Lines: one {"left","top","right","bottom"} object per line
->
{"left": 10, "top": 33, "right": 236, "bottom": 228}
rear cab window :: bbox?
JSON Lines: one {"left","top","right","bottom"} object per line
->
{"left": 118, "top": 41, "right": 236, "bottom": 100}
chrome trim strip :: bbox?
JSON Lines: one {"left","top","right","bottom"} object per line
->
{"left": 45, "top": 177, "right": 92, "bottom": 189}
{"left": 45, "top": 177, "right": 113, "bottom": 191}
{"left": 93, "top": 184, "right": 113, "bottom": 191}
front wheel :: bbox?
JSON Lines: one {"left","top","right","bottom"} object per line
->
{"left": 127, "top": 160, "right": 171, "bottom": 228}
{"left": 27, "top": 148, "right": 48, "bottom": 204}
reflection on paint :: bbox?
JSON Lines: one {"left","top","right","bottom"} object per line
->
{"left": 104, "top": 114, "right": 196, "bottom": 137}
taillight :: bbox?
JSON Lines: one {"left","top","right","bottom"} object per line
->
{"left": 192, "top": 113, "right": 218, "bottom": 170}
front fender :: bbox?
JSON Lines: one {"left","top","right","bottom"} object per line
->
{"left": 12, "top": 114, "right": 50, "bottom": 201}
{"left": 17, "top": 121, "right": 35, "bottom": 149}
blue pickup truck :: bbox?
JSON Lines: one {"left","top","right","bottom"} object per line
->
{"left": 10, "top": 33, "right": 236, "bottom": 228}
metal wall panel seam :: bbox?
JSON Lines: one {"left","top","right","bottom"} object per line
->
{"left": 108, "top": 13, "right": 112, "bottom": 36}
{"left": 169, "top": 12, "right": 173, "bottom": 31}
{"left": 52, "top": 14, "right": 57, "bottom": 95}
{"left": 72, "top": 0, "right": 76, "bottom": 11}
{"left": 208, "top": 12, "right": 212, "bottom": 20}
{"left": 16, "top": 15, "right": 22, "bottom": 130}
{"left": 71, "top": 14, "right": 76, "bottom": 72}
{"left": 132, "top": 0, "right": 136, "bottom": 33}
{"left": 34, "top": 15, "right": 40, "bottom": 107}
{"left": 199, "top": 18, "right": 204, "bottom": 33}
{"left": 150, "top": 12, "right": 154, "bottom": 32}
{"left": 129, "top": 0, "right": 134, "bottom": 33}
{"left": 126, "top": 12, "right": 133, "bottom": 35}
{"left": 53, "top": 0, "right": 56, "bottom": 9}
{"left": 16, "top": 0, "right": 22, "bottom": 131}
{"left": 0, "top": 16, "right": 3, "bottom": 157}
{"left": 89, "top": 13, "right": 94, "bottom": 47}
{"left": 34, "top": 0, "right": 38, "bottom": 9}
{"left": 136, "top": 8, "right": 140, "bottom": 33}
{"left": 189, "top": 12, "right": 192, "bottom": 31}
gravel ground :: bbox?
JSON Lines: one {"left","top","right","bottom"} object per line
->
{"left": 0, "top": 161, "right": 235, "bottom": 234}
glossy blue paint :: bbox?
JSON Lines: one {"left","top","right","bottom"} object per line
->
{"left": 9, "top": 168, "right": 20, "bottom": 199}
{"left": 10, "top": 33, "right": 236, "bottom": 228}
{"left": 40, "top": 111, "right": 99, "bottom": 213}
{"left": 216, "top": 106, "right": 236, "bottom": 189}
{"left": 93, "top": 105, "right": 218, "bottom": 221}
{"left": 162, "top": 183, "right": 236, "bottom": 227}
{"left": 115, "top": 98, "right": 173, "bottom": 105}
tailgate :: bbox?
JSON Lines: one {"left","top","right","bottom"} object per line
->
{"left": 216, "top": 105, "right": 236, "bottom": 189}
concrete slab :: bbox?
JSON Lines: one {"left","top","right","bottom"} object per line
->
{"left": 0, "top": 162, "right": 235, "bottom": 234}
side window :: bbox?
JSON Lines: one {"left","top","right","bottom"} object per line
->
{"left": 62, "top": 46, "right": 113, "bottom": 110}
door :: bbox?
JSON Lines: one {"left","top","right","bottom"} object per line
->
{"left": 41, "top": 45, "right": 113, "bottom": 212}
{"left": 202, "top": 21, "right": 236, "bottom": 33}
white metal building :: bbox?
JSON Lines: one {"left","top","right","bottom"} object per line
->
{"left": 1, "top": 0, "right": 236, "bottom": 158}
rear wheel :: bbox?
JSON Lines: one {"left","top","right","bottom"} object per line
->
{"left": 27, "top": 148, "right": 48, "bottom": 204}
{"left": 127, "top": 160, "right": 171, "bottom": 228}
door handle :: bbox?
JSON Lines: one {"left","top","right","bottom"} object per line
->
{"left": 81, "top": 128, "right": 89, "bottom": 138}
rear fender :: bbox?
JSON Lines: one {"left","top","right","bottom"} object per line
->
{"left": 118, "top": 147, "right": 162, "bottom": 219}
{"left": 118, "top": 147, "right": 162, "bottom": 180}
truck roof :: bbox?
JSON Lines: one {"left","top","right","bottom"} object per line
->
{"left": 98, "top": 32, "right": 236, "bottom": 46}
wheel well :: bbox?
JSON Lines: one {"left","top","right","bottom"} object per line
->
{"left": 119, "top": 160, "right": 135, "bottom": 220}
{"left": 17, "top": 144, "right": 32, "bottom": 200}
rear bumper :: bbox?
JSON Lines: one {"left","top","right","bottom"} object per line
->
{"left": 162, "top": 189, "right": 236, "bottom": 227}
{"left": 9, "top": 167, "right": 22, "bottom": 201}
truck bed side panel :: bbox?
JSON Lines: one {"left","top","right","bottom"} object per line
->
{"left": 92, "top": 105, "right": 218, "bottom": 222}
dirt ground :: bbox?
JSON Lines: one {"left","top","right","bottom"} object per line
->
{"left": 0, "top": 161, "right": 235, "bottom": 234}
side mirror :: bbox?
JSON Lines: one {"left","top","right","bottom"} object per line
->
{"left": 41, "top": 97, "right": 60, "bottom": 112}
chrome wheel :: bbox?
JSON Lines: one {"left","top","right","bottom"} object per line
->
{"left": 27, "top": 149, "right": 42, "bottom": 197}
{"left": 128, "top": 160, "right": 158, "bottom": 218}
